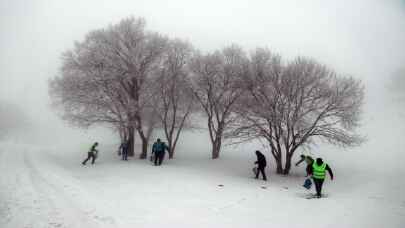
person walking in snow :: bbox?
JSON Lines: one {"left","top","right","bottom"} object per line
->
{"left": 295, "top": 154, "right": 314, "bottom": 176}
{"left": 308, "top": 158, "right": 334, "bottom": 198}
{"left": 254, "top": 150, "right": 267, "bottom": 181}
{"left": 151, "top": 138, "right": 169, "bottom": 166}
{"left": 119, "top": 140, "right": 129, "bottom": 161}
{"left": 82, "top": 142, "right": 99, "bottom": 165}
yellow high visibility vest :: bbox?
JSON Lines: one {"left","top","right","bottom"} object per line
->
{"left": 312, "top": 162, "right": 326, "bottom": 179}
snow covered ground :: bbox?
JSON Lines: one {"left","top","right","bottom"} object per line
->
{"left": 1, "top": 117, "right": 405, "bottom": 228}
{"left": 1, "top": 93, "right": 405, "bottom": 228}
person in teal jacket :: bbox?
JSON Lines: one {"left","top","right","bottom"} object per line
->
{"left": 151, "top": 138, "right": 169, "bottom": 166}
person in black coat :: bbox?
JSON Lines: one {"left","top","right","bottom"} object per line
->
{"left": 119, "top": 140, "right": 129, "bottom": 161}
{"left": 254, "top": 150, "right": 267, "bottom": 181}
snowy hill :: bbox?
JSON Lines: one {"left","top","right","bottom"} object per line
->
{"left": 1, "top": 124, "right": 404, "bottom": 228}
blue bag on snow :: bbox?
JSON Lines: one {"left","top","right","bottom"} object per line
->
{"left": 303, "top": 178, "right": 312, "bottom": 189}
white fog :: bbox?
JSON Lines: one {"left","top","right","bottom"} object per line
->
{"left": 1, "top": 0, "right": 405, "bottom": 227}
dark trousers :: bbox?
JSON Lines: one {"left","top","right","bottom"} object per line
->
{"left": 154, "top": 151, "right": 164, "bottom": 165}
{"left": 82, "top": 152, "right": 96, "bottom": 165}
{"left": 313, "top": 178, "right": 324, "bottom": 197}
{"left": 255, "top": 166, "right": 267, "bottom": 180}
{"left": 122, "top": 148, "right": 128, "bottom": 160}
{"left": 306, "top": 164, "right": 312, "bottom": 176}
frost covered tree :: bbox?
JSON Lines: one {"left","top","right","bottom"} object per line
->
{"left": 230, "top": 49, "right": 365, "bottom": 174}
{"left": 49, "top": 64, "right": 132, "bottom": 147}
{"left": 49, "top": 17, "right": 167, "bottom": 158}
{"left": 189, "top": 45, "right": 248, "bottom": 159}
{"left": 152, "top": 40, "right": 196, "bottom": 158}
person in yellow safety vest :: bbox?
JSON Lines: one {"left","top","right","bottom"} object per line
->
{"left": 308, "top": 158, "right": 334, "bottom": 198}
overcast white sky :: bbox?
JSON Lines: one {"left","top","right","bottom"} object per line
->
{"left": 0, "top": 0, "right": 404, "bottom": 143}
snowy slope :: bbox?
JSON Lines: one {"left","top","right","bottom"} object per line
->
{"left": 1, "top": 93, "right": 404, "bottom": 228}
{"left": 0, "top": 131, "right": 404, "bottom": 228}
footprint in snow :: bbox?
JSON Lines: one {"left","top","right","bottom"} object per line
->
{"left": 368, "top": 196, "right": 384, "bottom": 200}
{"left": 94, "top": 215, "right": 115, "bottom": 224}
{"left": 49, "top": 222, "right": 62, "bottom": 227}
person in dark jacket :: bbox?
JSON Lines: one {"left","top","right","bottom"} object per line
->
{"left": 308, "top": 158, "right": 334, "bottom": 198}
{"left": 151, "top": 138, "right": 169, "bottom": 166}
{"left": 254, "top": 150, "right": 267, "bottom": 181}
{"left": 119, "top": 140, "right": 129, "bottom": 161}
{"left": 82, "top": 142, "right": 99, "bottom": 165}
{"left": 295, "top": 154, "right": 314, "bottom": 176}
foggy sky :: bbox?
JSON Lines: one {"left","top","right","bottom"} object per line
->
{"left": 1, "top": 0, "right": 405, "bottom": 145}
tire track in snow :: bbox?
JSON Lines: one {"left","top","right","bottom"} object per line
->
{"left": 0, "top": 147, "right": 12, "bottom": 224}
{"left": 0, "top": 144, "right": 45, "bottom": 228}
{"left": 22, "top": 150, "right": 114, "bottom": 228}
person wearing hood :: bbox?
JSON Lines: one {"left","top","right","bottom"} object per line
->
{"left": 254, "top": 150, "right": 267, "bottom": 181}
{"left": 309, "top": 158, "right": 334, "bottom": 198}
{"left": 295, "top": 154, "right": 314, "bottom": 176}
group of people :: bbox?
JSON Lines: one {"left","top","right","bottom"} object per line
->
{"left": 82, "top": 138, "right": 170, "bottom": 166}
{"left": 83, "top": 141, "right": 333, "bottom": 198}
{"left": 296, "top": 154, "right": 334, "bottom": 198}
{"left": 254, "top": 151, "right": 334, "bottom": 198}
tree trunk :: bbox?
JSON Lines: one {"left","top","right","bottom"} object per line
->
{"left": 272, "top": 153, "right": 293, "bottom": 175}
{"left": 211, "top": 136, "right": 222, "bottom": 159}
{"left": 127, "top": 126, "right": 135, "bottom": 157}
{"left": 168, "top": 149, "right": 174, "bottom": 159}
{"left": 275, "top": 158, "right": 283, "bottom": 174}
{"left": 283, "top": 154, "right": 292, "bottom": 175}
{"left": 139, "top": 135, "right": 148, "bottom": 159}
{"left": 168, "top": 144, "right": 174, "bottom": 159}
{"left": 167, "top": 136, "right": 174, "bottom": 159}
